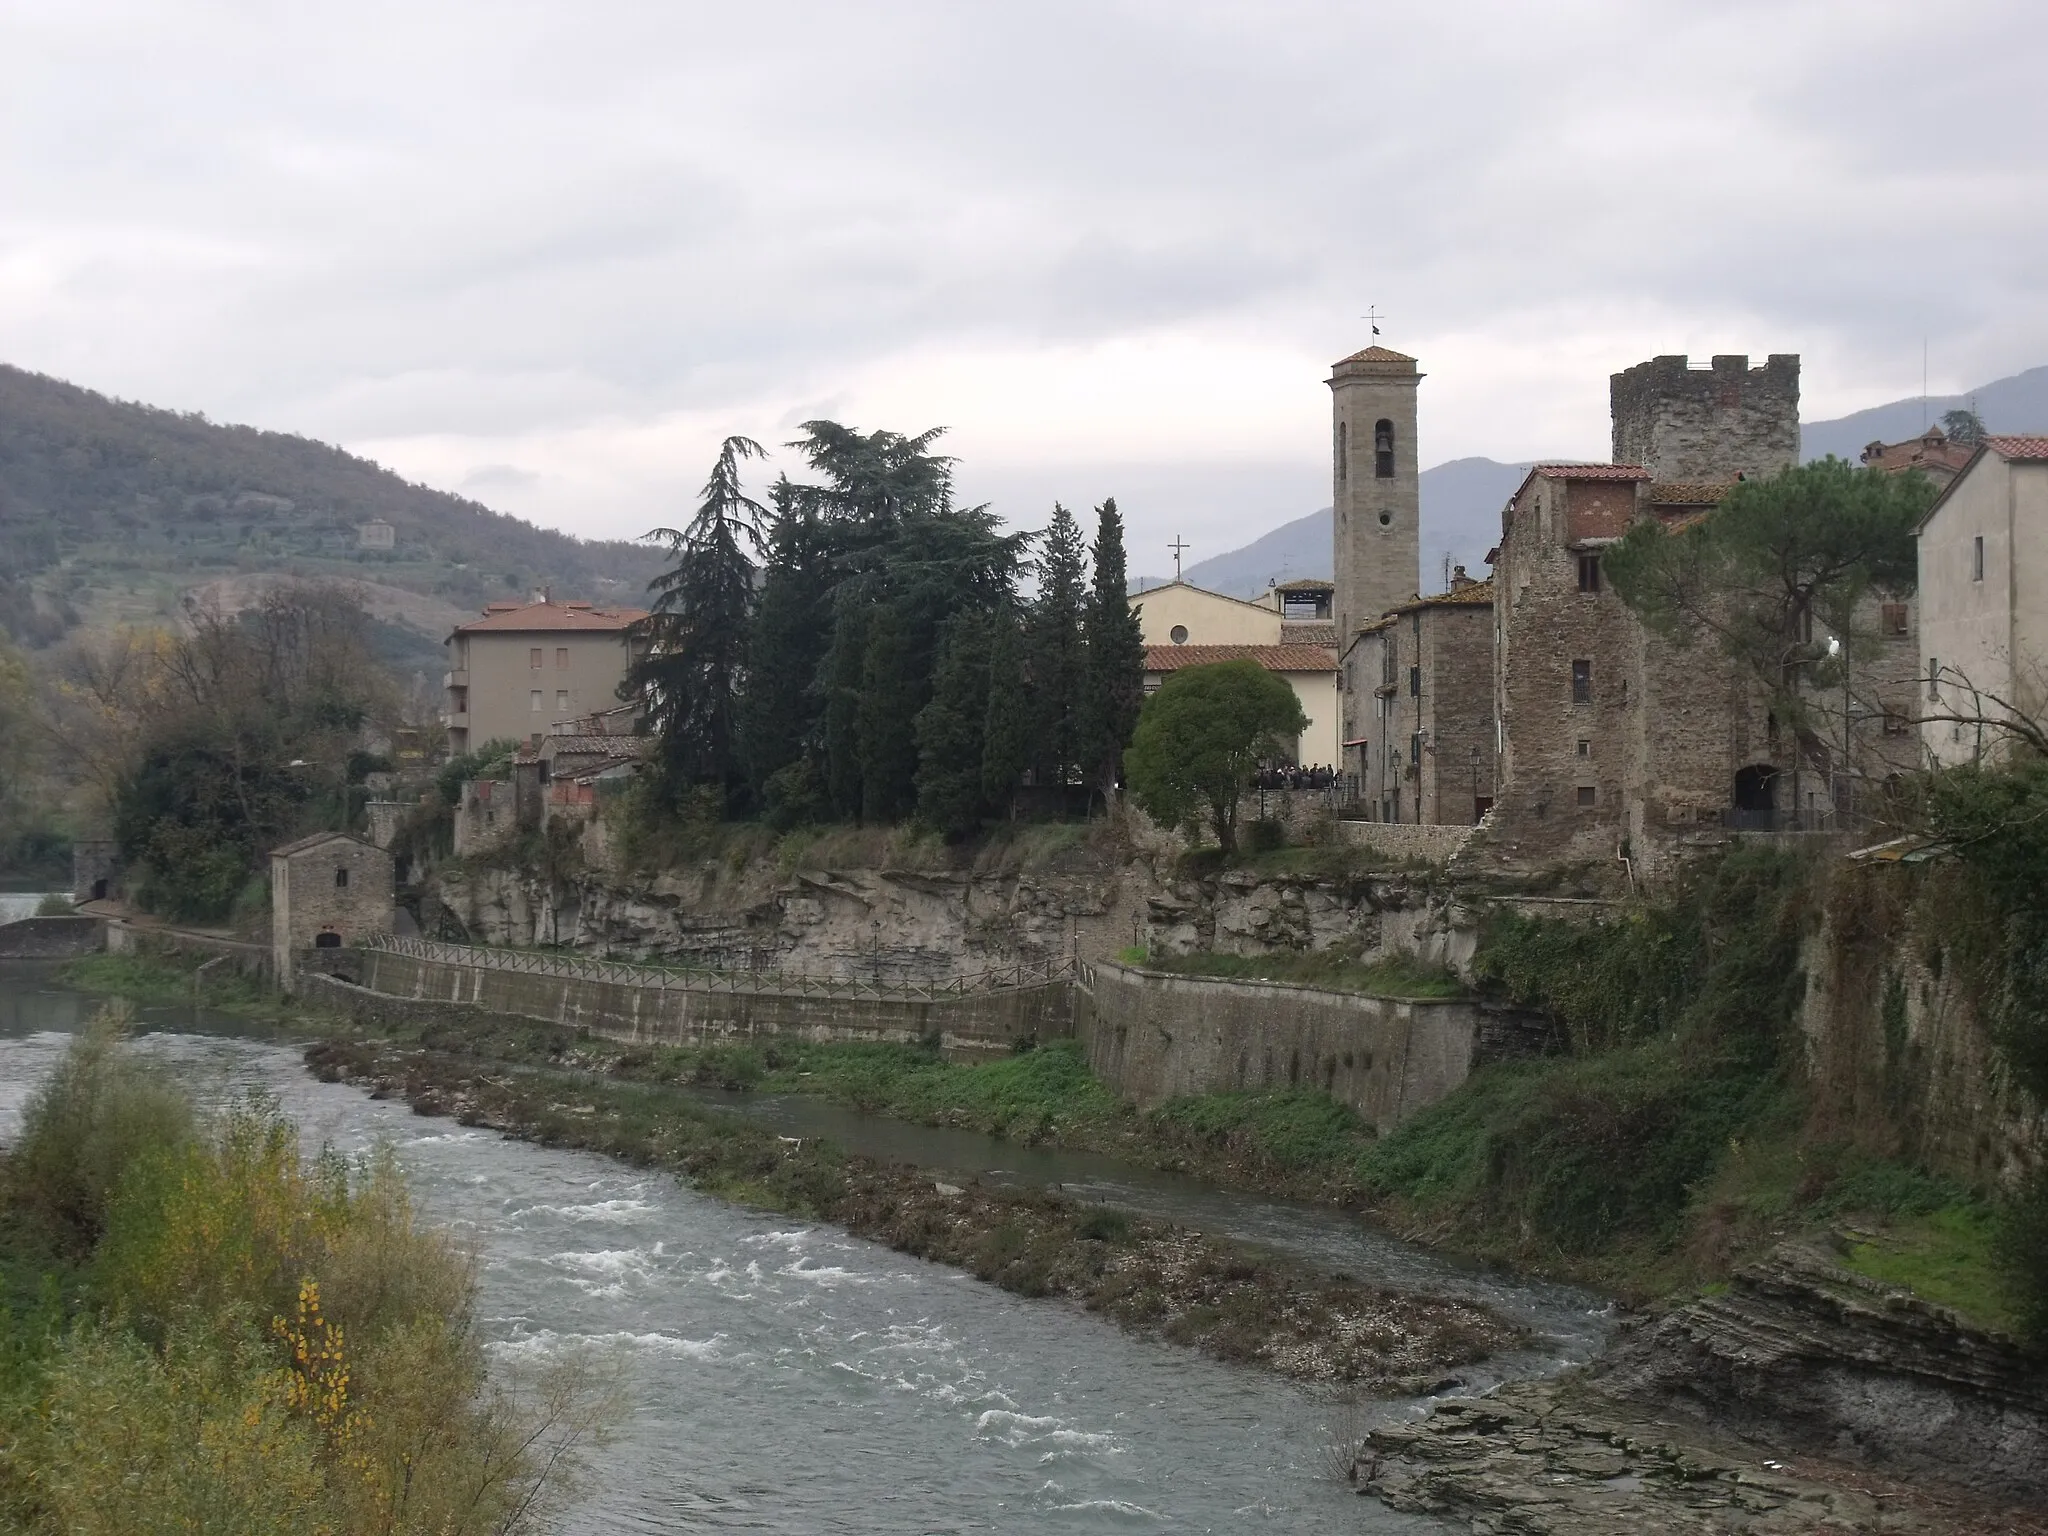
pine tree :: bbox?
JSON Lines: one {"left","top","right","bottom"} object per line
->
{"left": 982, "top": 606, "right": 1030, "bottom": 812}
{"left": 1081, "top": 497, "right": 1148, "bottom": 800}
{"left": 740, "top": 480, "right": 835, "bottom": 799}
{"left": 857, "top": 604, "right": 921, "bottom": 823}
{"left": 626, "top": 436, "right": 767, "bottom": 813}
{"left": 914, "top": 614, "right": 993, "bottom": 837}
{"left": 1025, "top": 503, "right": 1087, "bottom": 789}
{"left": 822, "top": 604, "right": 869, "bottom": 821}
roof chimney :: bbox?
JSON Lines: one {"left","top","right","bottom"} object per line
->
{"left": 1450, "top": 565, "right": 1473, "bottom": 589}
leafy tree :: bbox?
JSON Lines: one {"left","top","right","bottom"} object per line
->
{"left": 627, "top": 436, "right": 768, "bottom": 812}
{"left": 823, "top": 605, "right": 870, "bottom": 821}
{"left": 1604, "top": 458, "right": 1932, "bottom": 791}
{"left": 1025, "top": 504, "right": 1088, "bottom": 788}
{"left": 981, "top": 607, "right": 1031, "bottom": 810}
{"left": 857, "top": 605, "right": 921, "bottom": 823}
{"left": 1124, "top": 659, "right": 1306, "bottom": 857}
{"left": 1080, "top": 497, "right": 1147, "bottom": 800}
{"left": 914, "top": 614, "right": 993, "bottom": 836}
{"left": 1941, "top": 407, "right": 1985, "bottom": 446}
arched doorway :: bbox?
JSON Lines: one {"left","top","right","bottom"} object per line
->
{"left": 1731, "top": 764, "right": 1778, "bottom": 830}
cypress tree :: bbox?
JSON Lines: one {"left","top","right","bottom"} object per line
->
{"left": 1025, "top": 503, "right": 1088, "bottom": 789}
{"left": 1081, "top": 497, "right": 1148, "bottom": 800}
{"left": 857, "top": 604, "right": 921, "bottom": 823}
{"left": 914, "top": 613, "right": 993, "bottom": 837}
{"left": 982, "top": 606, "right": 1030, "bottom": 813}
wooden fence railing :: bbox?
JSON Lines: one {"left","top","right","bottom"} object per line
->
{"left": 363, "top": 934, "right": 1071, "bottom": 1001}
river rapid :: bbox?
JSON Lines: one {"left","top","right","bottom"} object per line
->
{"left": 0, "top": 965, "right": 1612, "bottom": 1534}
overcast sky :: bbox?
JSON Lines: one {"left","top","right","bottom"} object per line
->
{"left": 5, "top": 0, "right": 2045, "bottom": 573}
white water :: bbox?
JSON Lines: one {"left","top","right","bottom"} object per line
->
{"left": 0, "top": 893, "right": 61, "bottom": 923}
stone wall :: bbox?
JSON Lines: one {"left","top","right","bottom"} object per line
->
{"left": 349, "top": 947, "right": 1071, "bottom": 1062}
{"left": 0, "top": 915, "right": 106, "bottom": 958}
{"left": 1802, "top": 859, "right": 2046, "bottom": 1188}
{"left": 1610, "top": 354, "right": 1801, "bottom": 482}
{"left": 1330, "top": 819, "right": 1476, "bottom": 866}
{"left": 272, "top": 836, "right": 395, "bottom": 981}
{"left": 1074, "top": 960, "right": 1553, "bottom": 1130}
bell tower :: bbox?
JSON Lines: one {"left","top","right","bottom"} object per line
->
{"left": 1328, "top": 345, "right": 1422, "bottom": 647}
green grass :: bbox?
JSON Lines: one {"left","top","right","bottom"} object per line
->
{"left": 1134, "top": 949, "right": 1466, "bottom": 999}
{"left": 1841, "top": 1204, "right": 2019, "bottom": 1335}
{"left": 56, "top": 950, "right": 270, "bottom": 1012}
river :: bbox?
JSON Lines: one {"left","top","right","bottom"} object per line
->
{"left": 0, "top": 965, "right": 1611, "bottom": 1534}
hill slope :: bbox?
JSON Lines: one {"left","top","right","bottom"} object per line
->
{"left": 0, "top": 364, "right": 664, "bottom": 661}
{"left": 1800, "top": 364, "right": 2048, "bottom": 462}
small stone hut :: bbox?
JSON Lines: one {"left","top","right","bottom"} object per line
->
{"left": 270, "top": 832, "right": 394, "bottom": 982}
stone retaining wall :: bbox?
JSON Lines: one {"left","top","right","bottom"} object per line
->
{"left": 1331, "top": 820, "right": 1477, "bottom": 865}
{"left": 1074, "top": 961, "right": 1552, "bottom": 1131}
{"left": 0, "top": 915, "right": 106, "bottom": 959}
{"left": 341, "top": 948, "right": 1071, "bottom": 1062}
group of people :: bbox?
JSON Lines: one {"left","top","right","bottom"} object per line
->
{"left": 1252, "top": 763, "right": 1337, "bottom": 793}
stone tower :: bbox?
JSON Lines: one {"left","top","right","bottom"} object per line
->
{"left": 1610, "top": 354, "right": 1800, "bottom": 482}
{"left": 1328, "top": 345, "right": 1422, "bottom": 647}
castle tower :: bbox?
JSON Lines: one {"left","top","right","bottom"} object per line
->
{"left": 1328, "top": 346, "right": 1422, "bottom": 648}
{"left": 1610, "top": 353, "right": 1800, "bottom": 482}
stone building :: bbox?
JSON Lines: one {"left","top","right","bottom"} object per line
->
{"left": 1483, "top": 355, "right": 1803, "bottom": 879}
{"left": 356, "top": 517, "right": 396, "bottom": 551}
{"left": 270, "top": 831, "right": 394, "bottom": 981}
{"left": 442, "top": 596, "right": 648, "bottom": 756}
{"left": 1142, "top": 644, "right": 1341, "bottom": 767}
{"left": 1328, "top": 347, "right": 1422, "bottom": 704}
{"left": 1862, "top": 427, "right": 1975, "bottom": 491}
{"left": 1916, "top": 435, "right": 2048, "bottom": 766}
{"left": 1345, "top": 571, "right": 1496, "bottom": 825}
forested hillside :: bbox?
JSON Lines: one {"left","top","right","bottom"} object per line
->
{"left": 0, "top": 364, "right": 663, "bottom": 652}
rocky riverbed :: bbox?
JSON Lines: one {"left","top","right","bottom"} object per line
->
{"left": 304, "top": 1033, "right": 1523, "bottom": 1389}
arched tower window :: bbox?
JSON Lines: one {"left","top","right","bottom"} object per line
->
{"left": 1374, "top": 419, "right": 1395, "bottom": 479}
{"left": 1336, "top": 421, "right": 1348, "bottom": 485}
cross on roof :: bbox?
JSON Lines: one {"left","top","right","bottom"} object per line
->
{"left": 1169, "top": 536, "right": 1189, "bottom": 579}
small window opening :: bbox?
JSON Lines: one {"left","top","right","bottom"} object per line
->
{"left": 1576, "top": 785, "right": 1597, "bottom": 807}
{"left": 1170, "top": 624, "right": 1189, "bottom": 645}
{"left": 334, "top": 867, "right": 349, "bottom": 889}
{"left": 1408, "top": 665, "right": 1420, "bottom": 697}
{"left": 1576, "top": 739, "right": 1590, "bottom": 757}
{"left": 1374, "top": 419, "right": 1395, "bottom": 478}
{"left": 1377, "top": 511, "right": 1392, "bottom": 527}
{"left": 556, "top": 646, "right": 570, "bottom": 668}
{"left": 529, "top": 689, "right": 543, "bottom": 712}
{"left": 1973, "top": 535, "right": 1985, "bottom": 582}
{"left": 529, "top": 647, "right": 543, "bottom": 669}
{"left": 1337, "top": 420, "right": 1348, "bottom": 486}
{"left": 1571, "top": 659, "right": 1593, "bottom": 703}
{"left": 1577, "top": 554, "right": 1601, "bottom": 593}
{"left": 1881, "top": 602, "right": 1909, "bottom": 637}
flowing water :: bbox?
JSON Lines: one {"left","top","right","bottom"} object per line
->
{"left": 0, "top": 892, "right": 61, "bottom": 923}
{"left": 0, "top": 966, "right": 1612, "bottom": 1534}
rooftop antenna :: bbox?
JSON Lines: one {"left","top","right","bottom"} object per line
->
{"left": 1922, "top": 336, "right": 1929, "bottom": 429}
{"left": 1169, "top": 535, "right": 1189, "bottom": 580}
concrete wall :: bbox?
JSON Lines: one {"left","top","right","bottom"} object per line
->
{"left": 1075, "top": 960, "right": 1551, "bottom": 1131}
{"left": 0, "top": 915, "right": 106, "bottom": 958}
{"left": 351, "top": 948, "right": 1071, "bottom": 1062}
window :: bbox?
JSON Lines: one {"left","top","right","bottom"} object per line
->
{"left": 1571, "top": 659, "right": 1592, "bottom": 703}
{"left": 1576, "top": 739, "right": 1590, "bottom": 757}
{"left": 555, "top": 689, "right": 570, "bottom": 711}
{"left": 1337, "top": 421, "right": 1347, "bottom": 486}
{"left": 1881, "top": 602, "right": 1909, "bottom": 638}
{"left": 556, "top": 646, "right": 570, "bottom": 669}
{"left": 1576, "top": 786, "right": 1597, "bottom": 807}
{"left": 1882, "top": 708, "right": 1910, "bottom": 737}
{"left": 529, "top": 647, "right": 543, "bottom": 669}
{"left": 334, "top": 867, "right": 349, "bottom": 889}
{"left": 1409, "top": 731, "right": 1421, "bottom": 765}
{"left": 1408, "top": 665, "right": 1420, "bottom": 697}
{"left": 1928, "top": 657, "right": 1940, "bottom": 701}
{"left": 1973, "top": 535, "right": 1985, "bottom": 582}
{"left": 1374, "top": 419, "right": 1395, "bottom": 478}
{"left": 530, "top": 689, "right": 543, "bottom": 712}
{"left": 1577, "top": 554, "right": 1601, "bottom": 593}
{"left": 1170, "top": 624, "right": 1190, "bottom": 645}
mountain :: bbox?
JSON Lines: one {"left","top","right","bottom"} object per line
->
{"left": 1134, "top": 456, "right": 1532, "bottom": 600}
{"left": 0, "top": 364, "right": 664, "bottom": 668}
{"left": 1799, "top": 364, "right": 2048, "bottom": 463}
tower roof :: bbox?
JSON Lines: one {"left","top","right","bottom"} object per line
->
{"left": 1332, "top": 345, "right": 1417, "bottom": 367}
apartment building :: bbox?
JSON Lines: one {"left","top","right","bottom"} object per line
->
{"left": 443, "top": 597, "right": 647, "bottom": 755}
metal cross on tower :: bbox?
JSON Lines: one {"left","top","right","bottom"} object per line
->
{"left": 1362, "top": 306, "right": 1383, "bottom": 338}
{"left": 1168, "top": 536, "right": 1189, "bottom": 579}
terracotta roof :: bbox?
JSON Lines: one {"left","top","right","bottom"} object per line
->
{"left": 1273, "top": 578, "right": 1335, "bottom": 592}
{"left": 1280, "top": 621, "right": 1339, "bottom": 646}
{"left": 544, "top": 735, "right": 646, "bottom": 758}
{"left": 1531, "top": 464, "right": 1651, "bottom": 481}
{"left": 1354, "top": 580, "right": 1495, "bottom": 635}
{"left": 270, "top": 830, "right": 369, "bottom": 858}
{"left": 1145, "top": 644, "right": 1336, "bottom": 673}
{"left": 1333, "top": 345, "right": 1416, "bottom": 366}
{"left": 1645, "top": 481, "right": 1736, "bottom": 505}
{"left": 452, "top": 600, "right": 647, "bottom": 635}
{"left": 1983, "top": 435, "right": 2048, "bottom": 460}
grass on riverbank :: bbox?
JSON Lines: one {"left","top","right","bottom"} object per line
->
{"left": 57, "top": 949, "right": 272, "bottom": 1012}
{"left": 1124, "top": 948, "right": 1466, "bottom": 999}
{"left": 0, "top": 1010, "right": 611, "bottom": 1533}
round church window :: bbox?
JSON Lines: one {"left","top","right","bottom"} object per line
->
{"left": 1170, "top": 624, "right": 1189, "bottom": 644}
{"left": 1377, "top": 512, "right": 1392, "bottom": 527}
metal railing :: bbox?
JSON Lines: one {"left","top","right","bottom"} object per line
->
{"left": 363, "top": 933, "right": 1072, "bottom": 1001}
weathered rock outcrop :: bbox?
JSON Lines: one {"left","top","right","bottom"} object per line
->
{"left": 1591, "top": 1241, "right": 2048, "bottom": 1504}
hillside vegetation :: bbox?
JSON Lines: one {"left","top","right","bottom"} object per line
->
{"left": 0, "top": 364, "right": 663, "bottom": 657}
